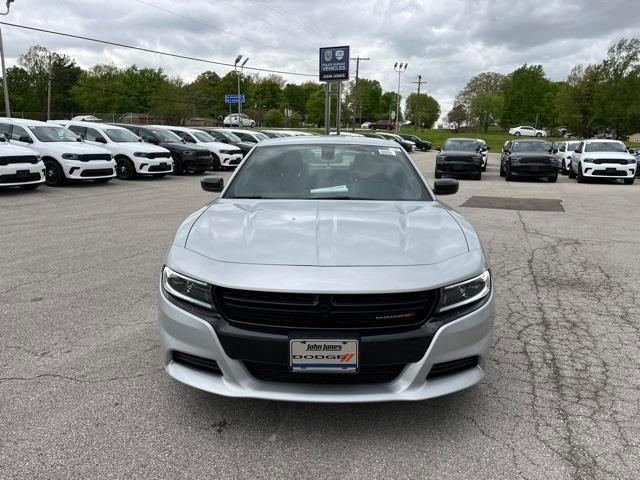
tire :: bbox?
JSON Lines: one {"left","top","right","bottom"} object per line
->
{"left": 211, "top": 154, "right": 222, "bottom": 171}
{"left": 474, "top": 172, "right": 482, "bottom": 180}
{"left": 482, "top": 164, "right": 487, "bottom": 172}
{"left": 93, "top": 178, "right": 112, "bottom": 183}
{"left": 561, "top": 160, "right": 568, "bottom": 175}
{"left": 116, "top": 157, "right": 136, "bottom": 180}
{"left": 434, "top": 171, "right": 441, "bottom": 179}
{"left": 172, "top": 157, "right": 184, "bottom": 175}
{"left": 569, "top": 163, "right": 576, "bottom": 179}
{"left": 44, "top": 160, "right": 65, "bottom": 186}
{"left": 19, "top": 183, "right": 41, "bottom": 190}
{"left": 577, "top": 163, "right": 586, "bottom": 183}
{"left": 500, "top": 162, "right": 506, "bottom": 177}
{"left": 624, "top": 177, "right": 635, "bottom": 185}
{"left": 536, "top": 133, "right": 542, "bottom": 137}
{"left": 153, "top": 174, "right": 167, "bottom": 178}
{"left": 515, "top": 132, "right": 521, "bottom": 136}
{"left": 506, "top": 162, "right": 514, "bottom": 181}
{"left": 548, "top": 173, "right": 558, "bottom": 183}
{"left": 192, "top": 169, "right": 207, "bottom": 174}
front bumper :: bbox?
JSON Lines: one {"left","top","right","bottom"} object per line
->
{"left": 158, "top": 288, "right": 494, "bottom": 403}
{"left": 436, "top": 161, "right": 482, "bottom": 175}
{"left": 63, "top": 160, "right": 116, "bottom": 180}
{"left": 134, "top": 157, "right": 174, "bottom": 174}
{"left": 581, "top": 163, "right": 635, "bottom": 179}
{"left": 182, "top": 154, "right": 213, "bottom": 171}
{"left": 219, "top": 152, "right": 243, "bottom": 167}
{"left": 509, "top": 163, "right": 558, "bottom": 177}
{"left": 0, "top": 162, "right": 45, "bottom": 187}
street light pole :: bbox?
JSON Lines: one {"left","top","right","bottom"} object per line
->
{"left": 0, "top": 0, "right": 16, "bottom": 118}
{"left": 393, "top": 62, "right": 407, "bottom": 134}
{"left": 234, "top": 55, "right": 249, "bottom": 121}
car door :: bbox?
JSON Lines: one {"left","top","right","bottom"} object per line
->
{"left": 67, "top": 125, "right": 87, "bottom": 141}
{"left": 84, "top": 127, "right": 108, "bottom": 146}
{"left": 571, "top": 142, "right": 584, "bottom": 171}
{"left": 10, "top": 124, "right": 36, "bottom": 147}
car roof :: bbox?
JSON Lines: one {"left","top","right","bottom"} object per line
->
{"left": 445, "top": 137, "right": 478, "bottom": 141}
{"left": 0, "top": 117, "right": 50, "bottom": 126}
{"left": 512, "top": 138, "right": 548, "bottom": 142}
{"left": 584, "top": 138, "right": 623, "bottom": 143}
{"left": 251, "top": 136, "right": 399, "bottom": 148}
{"left": 51, "top": 120, "right": 128, "bottom": 131}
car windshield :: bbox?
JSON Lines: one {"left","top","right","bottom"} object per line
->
{"left": 218, "top": 131, "right": 241, "bottom": 142}
{"left": 567, "top": 142, "right": 579, "bottom": 150}
{"left": 511, "top": 141, "right": 550, "bottom": 153}
{"left": 224, "top": 144, "right": 430, "bottom": 201}
{"left": 443, "top": 139, "right": 478, "bottom": 152}
{"left": 29, "top": 126, "right": 79, "bottom": 142}
{"left": 253, "top": 132, "right": 269, "bottom": 141}
{"left": 585, "top": 141, "right": 626, "bottom": 153}
{"left": 150, "top": 129, "right": 182, "bottom": 143}
{"left": 104, "top": 128, "right": 140, "bottom": 143}
{"left": 192, "top": 131, "right": 215, "bottom": 143}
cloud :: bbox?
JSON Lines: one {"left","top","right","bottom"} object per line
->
{"left": 2, "top": 0, "right": 639, "bottom": 118}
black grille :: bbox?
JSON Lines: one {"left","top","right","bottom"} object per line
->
{"left": 591, "top": 169, "right": 625, "bottom": 176}
{"left": 172, "top": 351, "right": 222, "bottom": 375}
{"left": 214, "top": 287, "right": 438, "bottom": 331}
{"left": 148, "top": 163, "right": 171, "bottom": 172}
{"left": 245, "top": 362, "right": 405, "bottom": 384}
{"left": 148, "top": 152, "right": 171, "bottom": 159}
{"left": 80, "top": 154, "right": 112, "bottom": 162}
{"left": 80, "top": 168, "right": 114, "bottom": 177}
{"left": 593, "top": 158, "right": 628, "bottom": 165}
{"left": 229, "top": 158, "right": 241, "bottom": 165}
{"left": 446, "top": 155, "right": 473, "bottom": 162}
{"left": 0, "top": 172, "right": 41, "bottom": 183}
{"left": 427, "top": 356, "right": 478, "bottom": 379}
{"left": 520, "top": 157, "right": 550, "bottom": 164}
{"left": 0, "top": 155, "right": 39, "bottom": 166}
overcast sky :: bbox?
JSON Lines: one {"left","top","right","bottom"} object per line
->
{"left": 3, "top": 0, "right": 640, "bottom": 118}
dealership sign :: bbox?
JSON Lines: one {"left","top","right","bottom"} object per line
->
{"left": 319, "top": 46, "right": 350, "bottom": 81}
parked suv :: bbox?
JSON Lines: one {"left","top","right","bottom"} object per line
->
{"left": 400, "top": 134, "right": 432, "bottom": 151}
{"left": 436, "top": 138, "right": 483, "bottom": 180}
{"left": 195, "top": 128, "right": 254, "bottom": 157}
{"left": 111, "top": 124, "right": 212, "bottom": 174}
{"left": 569, "top": 139, "right": 636, "bottom": 184}
{"left": 371, "top": 119, "right": 396, "bottom": 130}
{"left": 223, "top": 113, "right": 255, "bottom": 128}
{"left": 0, "top": 136, "right": 45, "bottom": 190}
{"left": 54, "top": 121, "right": 173, "bottom": 179}
{"left": 221, "top": 128, "right": 270, "bottom": 144}
{"left": 500, "top": 139, "right": 559, "bottom": 182}
{"left": 553, "top": 140, "right": 580, "bottom": 175}
{"left": 0, "top": 118, "right": 115, "bottom": 186}
{"left": 375, "top": 132, "right": 415, "bottom": 152}
{"left": 150, "top": 126, "right": 242, "bottom": 170}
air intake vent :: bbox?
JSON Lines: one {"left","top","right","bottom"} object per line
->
{"left": 172, "top": 351, "right": 222, "bottom": 375}
{"left": 427, "top": 356, "right": 478, "bottom": 379}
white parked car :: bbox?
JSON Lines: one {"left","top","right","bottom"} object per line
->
{"left": 221, "top": 128, "right": 270, "bottom": 144}
{"left": 553, "top": 140, "right": 580, "bottom": 175}
{"left": 508, "top": 126, "right": 547, "bottom": 137}
{"left": 360, "top": 121, "right": 372, "bottom": 129}
{"left": 223, "top": 113, "right": 255, "bottom": 128}
{"left": 569, "top": 139, "right": 636, "bottom": 184}
{"left": 476, "top": 138, "right": 488, "bottom": 171}
{"left": 0, "top": 118, "right": 115, "bottom": 186}
{"left": 151, "top": 126, "right": 242, "bottom": 170}
{"left": 0, "top": 136, "right": 45, "bottom": 190}
{"left": 53, "top": 121, "right": 173, "bottom": 179}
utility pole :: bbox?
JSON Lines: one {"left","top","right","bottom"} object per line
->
{"left": 47, "top": 70, "right": 51, "bottom": 120}
{"left": 350, "top": 56, "right": 369, "bottom": 129}
{"left": 412, "top": 75, "right": 427, "bottom": 128}
{"left": 234, "top": 55, "right": 249, "bottom": 119}
{"left": 0, "top": 0, "right": 16, "bottom": 118}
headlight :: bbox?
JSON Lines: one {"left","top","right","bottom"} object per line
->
{"left": 134, "top": 152, "right": 151, "bottom": 158}
{"left": 162, "top": 266, "right": 213, "bottom": 309}
{"left": 437, "top": 271, "right": 491, "bottom": 313}
{"left": 583, "top": 158, "right": 594, "bottom": 163}
{"left": 62, "top": 153, "right": 81, "bottom": 160}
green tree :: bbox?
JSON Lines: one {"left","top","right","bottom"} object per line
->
{"left": 500, "top": 64, "right": 555, "bottom": 129}
{"left": 447, "top": 104, "right": 467, "bottom": 132}
{"left": 263, "top": 108, "right": 285, "bottom": 127}
{"left": 470, "top": 93, "right": 503, "bottom": 132}
{"left": 405, "top": 93, "right": 440, "bottom": 128}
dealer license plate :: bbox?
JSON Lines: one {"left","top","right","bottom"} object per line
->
{"left": 290, "top": 339, "right": 358, "bottom": 373}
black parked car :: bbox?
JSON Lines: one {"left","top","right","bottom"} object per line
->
{"left": 375, "top": 132, "right": 415, "bottom": 152}
{"left": 435, "top": 138, "right": 484, "bottom": 180}
{"left": 197, "top": 128, "right": 254, "bottom": 157}
{"left": 400, "top": 134, "right": 432, "bottom": 151}
{"left": 500, "top": 139, "right": 559, "bottom": 182}
{"left": 112, "top": 124, "right": 213, "bottom": 173}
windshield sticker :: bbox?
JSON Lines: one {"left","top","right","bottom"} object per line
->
{"left": 310, "top": 185, "right": 349, "bottom": 194}
{"left": 379, "top": 148, "right": 396, "bottom": 156}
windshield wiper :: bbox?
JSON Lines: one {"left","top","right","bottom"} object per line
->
{"left": 315, "top": 196, "right": 376, "bottom": 200}
{"left": 231, "top": 195, "right": 266, "bottom": 199}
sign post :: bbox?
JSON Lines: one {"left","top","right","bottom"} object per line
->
{"left": 319, "top": 46, "right": 350, "bottom": 135}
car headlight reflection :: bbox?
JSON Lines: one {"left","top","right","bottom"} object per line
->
{"left": 437, "top": 271, "right": 491, "bottom": 312}
{"left": 162, "top": 266, "right": 213, "bottom": 309}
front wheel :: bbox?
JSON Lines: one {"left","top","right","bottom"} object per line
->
{"left": 172, "top": 157, "right": 184, "bottom": 175}
{"left": 474, "top": 172, "right": 482, "bottom": 180}
{"left": 499, "top": 162, "right": 506, "bottom": 177}
{"left": 211, "top": 154, "right": 222, "bottom": 171}
{"left": 434, "top": 171, "right": 441, "bottom": 179}
{"left": 548, "top": 173, "right": 558, "bottom": 183}
{"left": 506, "top": 163, "right": 514, "bottom": 180}
{"left": 44, "top": 160, "right": 65, "bottom": 186}
{"left": 536, "top": 132, "right": 542, "bottom": 137}
{"left": 624, "top": 177, "right": 635, "bottom": 185}
{"left": 515, "top": 132, "right": 521, "bottom": 136}
{"left": 116, "top": 158, "right": 136, "bottom": 180}
{"left": 569, "top": 163, "right": 576, "bottom": 179}
{"left": 561, "top": 160, "right": 568, "bottom": 175}
{"left": 19, "top": 183, "right": 41, "bottom": 190}
{"left": 577, "top": 163, "right": 586, "bottom": 183}
{"left": 482, "top": 164, "right": 487, "bottom": 172}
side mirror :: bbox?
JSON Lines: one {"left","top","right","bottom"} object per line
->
{"left": 201, "top": 176, "right": 224, "bottom": 192}
{"left": 486, "top": 146, "right": 490, "bottom": 151}
{"left": 552, "top": 148, "right": 558, "bottom": 154}
{"left": 18, "top": 135, "right": 33, "bottom": 143}
{"left": 145, "top": 136, "right": 159, "bottom": 144}
{"left": 433, "top": 178, "right": 459, "bottom": 195}
{"left": 436, "top": 147, "right": 441, "bottom": 152}
{"left": 95, "top": 137, "right": 107, "bottom": 144}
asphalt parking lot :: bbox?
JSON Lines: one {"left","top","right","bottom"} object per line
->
{"left": 1, "top": 151, "right": 639, "bottom": 479}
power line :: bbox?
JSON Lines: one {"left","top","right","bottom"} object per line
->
{"left": 0, "top": 21, "right": 316, "bottom": 78}
{"left": 131, "top": 0, "right": 312, "bottom": 62}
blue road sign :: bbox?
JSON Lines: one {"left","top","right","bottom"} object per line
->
{"left": 319, "top": 46, "right": 350, "bottom": 81}
{"left": 225, "top": 94, "right": 245, "bottom": 104}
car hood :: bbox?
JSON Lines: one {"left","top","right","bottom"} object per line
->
{"left": 108, "top": 142, "right": 169, "bottom": 154}
{"left": 581, "top": 151, "right": 634, "bottom": 159}
{"left": 1, "top": 143, "right": 39, "bottom": 156}
{"left": 185, "top": 200, "right": 469, "bottom": 267}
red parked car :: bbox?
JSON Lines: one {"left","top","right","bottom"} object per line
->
{"left": 371, "top": 119, "right": 396, "bottom": 130}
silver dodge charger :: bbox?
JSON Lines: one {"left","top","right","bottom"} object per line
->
{"left": 158, "top": 136, "right": 494, "bottom": 402}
